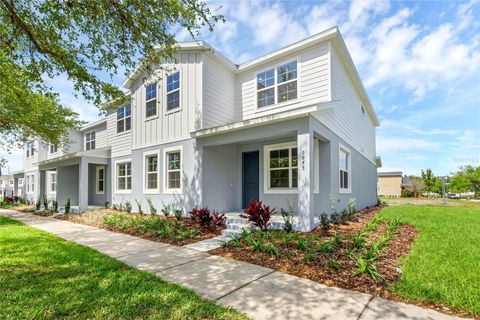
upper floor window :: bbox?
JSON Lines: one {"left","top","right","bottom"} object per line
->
{"left": 166, "top": 72, "right": 180, "bottom": 111}
{"left": 26, "top": 142, "right": 35, "bottom": 158}
{"left": 257, "top": 60, "right": 297, "bottom": 108}
{"left": 117, "top": 104, "right": 131, "bottom": 133}
{"left": 145, "top": 82, "right": 157, "bottom": 118}
{"left": 85, "top": 131, "right": 95, "bottom": 151}
{"left": 49, "top": 143, "right": 58, "bottom": 154}
{"left": 339, "top": 147, "right": 351, "bottom": 193}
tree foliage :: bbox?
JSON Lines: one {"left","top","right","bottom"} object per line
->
{"left": 449, "top": 166, "right": 480, "bottom": 197}
{"left": 0, "top": 0, "right": 223, "bottom": 152}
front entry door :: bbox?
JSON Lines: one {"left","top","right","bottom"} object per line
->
{"left": 242, "top": 151, "right": 259, "bottom": 208}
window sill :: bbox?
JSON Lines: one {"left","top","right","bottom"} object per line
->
{"left": 339, "top": 188, "right": 352, "bottom": 194}
{"left": 255, "top": 98, "right": 300, "bottom": 114}
{"left": 145, "top": 114, "right": 159, "bottom": 121}
{"left": 116, "top": 130, "right": 131, "bottom": 137}
{"left": 114, "top": 190, "right": 132, "bottom": 195}
{"left": 165, "top": 107, "right": 182, "bottom": 115}
{"left": 163, "top": 188, "right": 182, "bottom": 195}
{"left": 264, "top": 188, "right": 298, "bottom": 194}
{"left": 143, "top": 189, "right": 160, "bottom": 194}
{"left": 96, "top": 191, "right": 105, "bottom": 195}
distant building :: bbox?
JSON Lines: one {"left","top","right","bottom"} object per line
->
{"left": 377, "top": 172, "right": 403, "bottom": 198}
{"left": 0, "top": 175, "right": 15, "bottom": 199}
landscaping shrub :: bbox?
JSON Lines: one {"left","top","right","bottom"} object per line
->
{"left": 125, "top": 201, "right": 132, "bottom": 214}
{"left": 65, "top": 198, "right": 71, "bottom": 214}
{"left": 319, "top": 212, "right": 330, "bottom": 234}
{"left": 174, "top": 209, "right": 183, "bottom": 221}
{"left": 43, "top": 196, "right": 49, "bottom": 210}
{"left": 104, "top": 201, "right": 109, "bottom": 209}
{"left": 240, "top": 200, "right": 275, "bottom": 232}
{"left": 161, "top": 203, "right": 171, "bottom": 217}
{"left": 330, "top": 210, "right": 341, "bottom": 227}
{"left": 52, "top": 200, "right": 58, "bottom": 212}
{"left": 280, "top": 205, "right": 294, "bottom": 233}
{"left": 135, "top": 199, "right": 143, "bottom": 215}
{"left": 4, "top": 196, "right": 15, "bottom": 203}
{"left": 189, "top": 207, "right": 225, "bottom": 229}
{"left": 146, "top": 197, "right": 157, "bottom": 216}
{"left": 35, "top": 197, "right": 41, "bottom": 210}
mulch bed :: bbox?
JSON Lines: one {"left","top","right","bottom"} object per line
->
{"left": 209, "top": 206, "right": 465, "bottom": 318}
{"left": 57, "top": 209, "right": 224, "bottom": 246}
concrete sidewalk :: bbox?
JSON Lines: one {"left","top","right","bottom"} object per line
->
{"left": 0, "top": 209, "right": 462, "bottom": 320}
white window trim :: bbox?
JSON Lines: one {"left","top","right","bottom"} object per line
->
{"left": 26, "top": 173, "right": 35, "bottom": 194}
{"left": 49, "top": 143, "right": 58, "bottom": 155}
{"left": 96, "top": 166, "right": 105, "bottom": 195}
{"left": 165, "top": 71, "right": 181, "bottom": 115}
{"left": 85, "top": 131, "right": 96, "bottom": 151}
{"left": 163, "top": 145, "right": 183, "bottom": 194}
{"left": 143, "top": 150, "right": 160, "bottom": 194}
{"left": 114, "top": 158, "right": 132, "bottom": 194}
{"left": 145, "top": 82, "right": 158, "bottom": 120}
{"left": 263, "top": 141, "right": 298, "bottom": 194}
{"left": 255, "top": 59, "right": 301, "bottom": 111}
{"left": 339, "top": 144, "right": 352, "bottom": 194}
{"left": 48, "top": 172, "right": 57, "bottom": 194}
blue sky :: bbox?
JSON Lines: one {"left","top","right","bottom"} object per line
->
{"left": 1, "top": 0, "right": 479, "bottom": 177}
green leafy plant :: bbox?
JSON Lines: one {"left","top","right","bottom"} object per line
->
{"left": 265, "top": 245, "right": 279, "bottom": 256}
{"left": 52, "top": 200, "right": 58, "bottom": 212}
{"left": 124, "top": 201, "right": 132, "bottom": 214}
{"left": 146, "top": 197, "right": 157, "bottom": 216}
{"left": 327, "top": 258, "right": 342, "bottom": 270}
{"left": 43, "top": 195, "right": 49, "bottom": 211}
{"left": 65, "top": 198, "right": 71, "bottom": 214}
{"left": 226, "top": 235, "right": 242, "bottom": 248}
{"left": 161, "top": 203, "right": 172, "bottom": 217}
{"left": 353, "top": 256, "right": 382, "bottom": 280}
{"left": 319, "top": 212, "right": 330, "bottom": 234}
{"left": 303, "top": 252, "right": 317, "bottom": 263}
{"left": 347, "top": 198, "right": 357, "bottom": 221}
{"left": 280, "top": 201, "right": 295, "bottom": 233}
{"left": 135, "top": 199, "right": 143, "bottom": 215}
{"left": 296, "top": 238, "right": 308, "bottom": 251}
{"left": 330, "top": 211, "right": 341, "bottom": 227}
{"left": 174, "top": 209, "right": 183, "bottom": 221}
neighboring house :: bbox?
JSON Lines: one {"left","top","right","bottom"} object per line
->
{"left": 0, "top": 174, "right": 22, "bottom": 198}
{"left": 16, "top": 27, "right": 380, "bottom": 231}
{"left": 377, "top": 172, "right": 403, "bottom": 198}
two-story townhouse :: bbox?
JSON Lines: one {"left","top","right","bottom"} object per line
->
{"left": 18, "top": 27, "right": 380, "bottom": 231}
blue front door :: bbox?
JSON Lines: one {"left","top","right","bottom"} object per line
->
{"left": 242, "top": 151, "right": 259, "bottom": 208}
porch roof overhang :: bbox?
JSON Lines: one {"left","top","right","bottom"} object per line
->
{"left": 191, "top": 102, "right": 337, "bottom": 139}
{"left": 35, "top": 147, "right": 111, "bottom": 169}
{"left": 12, "top": 170, "right": 24, "bottom": 178}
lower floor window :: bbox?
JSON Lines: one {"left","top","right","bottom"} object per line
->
{"left": 166, "top": 151, "right": 181, "bottom": 190}
{"left": 266, "top": 144, "right": 298, "bottom": 189}
{"left": 145, "top": 154, "right": 158, "bottom": 190}
{"left": 117, "top": 162, "right": 131, "bottom": 190}
{"left": 50, "top": 173, "right": 57, "bottom": 193}
{"left": 96, "top": 167, "right": 105, "bottom": 194}
{"left": 339, "top": 147, "right": 351, "bottom": 192}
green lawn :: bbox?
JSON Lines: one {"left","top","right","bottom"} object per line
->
{"left": 0, "top": 217, "right": 247, "bottom": 320}
{"left": 380, "top": 204, "right": 480, "bottom": 317}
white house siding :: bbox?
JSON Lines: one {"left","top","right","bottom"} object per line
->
{"left": 235, "top": 42, "right": 330, "bottom": 121}
{"left": 46, "top": 130, "right": 82, "bottom": 159}
{"left": 130, "top": 52, "right": 202, "bottom": 149}
{"left": 106, "top": 110, "right": 132, "bottom": 158}
{"left": 202, "top": 55, "right": 235, "bottom": 128}
{"left": 315, "top": 46, "right": 376, "bottom": 165}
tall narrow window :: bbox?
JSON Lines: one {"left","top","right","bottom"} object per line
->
{"left": 117, "top": 162, "right": 131, "bottom": 191}
{"left": 25, "top": 175, "right": 29, "bottom": 193}
{"left": 266, "top": 144, "right": 298, "bottom": 190}
{"left": 26, "top": 142, "right": 35, "bottom": 157}
{"left": 117, "top": 104, "right": 132, "bottom": 133}
{"left": 257, "top": 69, "right": 275, "bottom": 108}
{"left": 50, "top": 173, "right": 57, "bottom": 193}
{"left": 145, "top": 154, "right": 158, "bottom": 190}
{"left": 145, "top": 82, "right": 157, "bottom": 117}
{"left": 339, "top": 148, "right": 351, "bottom": 192}
{"left": 50, "top": 144, "right": 58, "bottom": 154}
{"left": 166, "top": 72, "right": 180, "bottom": 111}
{"left": 96, "top": 166, "right": 105, "bottom": 194}
{"left": 85, "top": 131, "right": 95, "bottom": 150}
{"left": 166, "top": 151, "right": 181, "bottom": 190}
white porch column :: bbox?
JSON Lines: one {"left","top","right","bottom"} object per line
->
{"left": 78, "top": 159, "right": 89, "bottom": 212}
{"left": 297, "top": 130, "right": 315, "bottom": 231}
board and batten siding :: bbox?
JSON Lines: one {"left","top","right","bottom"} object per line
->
{"left": 131, "top": 52, "right": 202, "bottom": 149}
{"left": 106, "top": 111, "right": 132, "bottom": 158}
{"left": 202, "top": 55, "right": 235, "bottom": 128}
{"left": 315, "top": 46, "right": 376, "bottom": 164}
{"left": 234, "top": 42, "right": 331, "bottom": 121}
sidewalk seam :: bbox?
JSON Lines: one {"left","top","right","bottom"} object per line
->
{"left": 356, "top": 295, "right": 375, "bottom": 320}
{"left": 155, "top": 255, "right": 210, "bottom": 273}
{"left": 214, "top": 269, "right": 276, "bottom": 302}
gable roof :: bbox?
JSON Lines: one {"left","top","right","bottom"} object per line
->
{"left": 122, "top": 26, "right": 379, "bottom": 126}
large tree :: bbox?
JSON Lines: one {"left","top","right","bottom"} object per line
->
{"left": 450, "top": 166, "right": 480, "bottom": 198}
{"left": 0, "top": 0, "right": 222, "bottom": 151}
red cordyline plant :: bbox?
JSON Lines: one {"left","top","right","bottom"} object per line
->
{"left": 189, "top": 207, "right": 226, "bottom": 230}
{"left": 240, "top": 200, "right": 275, "bottom": 232}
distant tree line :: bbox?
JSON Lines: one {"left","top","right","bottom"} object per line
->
{"left": 402, "top": 166, "right": 480, "bottom": 198}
